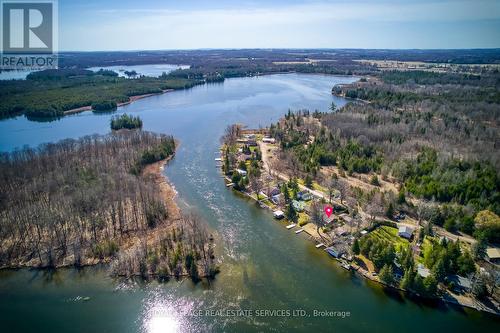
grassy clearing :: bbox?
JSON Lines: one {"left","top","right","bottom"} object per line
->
{"left": 365, "top": 226, "right": 409, "bottom": 252}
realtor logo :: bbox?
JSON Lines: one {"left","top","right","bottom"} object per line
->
{"left": 1, "top": 0, "right": 57, "bottom": 68}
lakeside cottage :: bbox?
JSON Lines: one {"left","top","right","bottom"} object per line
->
{"left": 267, "top": 187, "right": 281, "bottom": 197}
{"left": 398, "top": 226, "right": 414, "bottom": 239}
{"left": 271, "top": 194, "right": 282, "bottom": 205}
{"left": 446, "top": 275, "right": 472, "bottom": 293}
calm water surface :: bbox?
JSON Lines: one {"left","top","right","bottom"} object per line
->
{"left": 87, "top": 64, "right": 190, "bottom": 78}
{"left": 0, "top": 74, "right": 499, "bottom": 332}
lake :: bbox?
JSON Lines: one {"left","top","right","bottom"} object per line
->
{"left": 87, "top": 64, "right": 190, "bottom": 78}
{"left": 0, "top": 73, "right": 498, "bottom": 332}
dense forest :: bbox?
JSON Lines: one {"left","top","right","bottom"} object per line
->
{"left": 270, "top": 69, "right": 500, "bottom": 242}
{"left": 2, "top": 49, "right": 499, "bottom": 120}
{"left": 0, "top": 131, "right": 216, "bottom": 281}
{"left": 0, "top": 69, "right": 202, "bottom": 119}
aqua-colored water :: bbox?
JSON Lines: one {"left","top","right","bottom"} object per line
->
{"left": 0, "top": 73, "right": 498, "bottom": 332}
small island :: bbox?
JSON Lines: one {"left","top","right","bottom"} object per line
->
{"left": 110, "top": 113, "right": 143, "bottom": 130}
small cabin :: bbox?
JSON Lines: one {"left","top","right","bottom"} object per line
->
{"left": 398, "top": 226, "right": 414, "bottom": 239}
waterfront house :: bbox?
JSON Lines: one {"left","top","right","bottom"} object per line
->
{"left": 271, "top": 194, "right": 281, "bottom": 205}
{"left": 398, "top": 226, "right": 414, "bottom": 239}
{"left": 267, "top": 187, "right": 281, "bottom": 197}
{"left": 446, "top": 275, "right": 472, "bottom": 293}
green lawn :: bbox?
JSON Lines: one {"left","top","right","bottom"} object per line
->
{"left": 365, "top": 226, "right": 409, "bottom": 252}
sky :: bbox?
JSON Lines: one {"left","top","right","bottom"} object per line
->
{"left": 57, "top": 0, "right": 500, "bottom": 51}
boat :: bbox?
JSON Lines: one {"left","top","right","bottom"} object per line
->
{"left": 315, "top": 243, "right": 325, "bottom": 248}
{"left": 325, "top": 247, "right": 340, "bottom": 258}
{"left": 341, "top": 262, "right": 351, "bottom": 271}
{"left": 295, "top": 228, "right": 304, "bottom": 234}
{"left": 215, "top": 158, "right": 222, "bottom": 161}
{"left": 273, "top": 210, "right": 285, "bottom": 219}
{"left": 286, "top": 224, "right": 296, "bottom": 229}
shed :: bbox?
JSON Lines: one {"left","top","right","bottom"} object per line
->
{"left": 398, "top": 226, "right": 414, "bottom": 239}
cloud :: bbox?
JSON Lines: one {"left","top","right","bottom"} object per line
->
{"left": 59, "top": 0, "right": 500, "bottom": 50}
{"left": 92, "top": 0, "right": 500, "bottom": 23}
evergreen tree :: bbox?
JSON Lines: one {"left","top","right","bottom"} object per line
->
{"left": 352, "top": 239, "right": 360, "bottom": 255}
{"left": 286, "top": 203, "right": 298, "bottom": 223}
{"left": 379, "top": 264, "right": 394, "bottom": 285}
{"left": 400, "top": 268, "right": 415, "bottom": 290}
{"left": 423, "top": 275, "right": 438, "bottom": 296}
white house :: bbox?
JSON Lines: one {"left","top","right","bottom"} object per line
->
{"left": 262, "top": 137, "right": 276, "bottom": 144}
{"left": 398, "top": 226, "right": 414, "bottom": 239}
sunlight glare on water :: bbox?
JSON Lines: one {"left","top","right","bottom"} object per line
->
{"left": 141, "top": 287, "right": 201, "bottom": 333}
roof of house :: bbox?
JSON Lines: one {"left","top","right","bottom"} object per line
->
{"left": 417, "top": 263, "right": 430, "bottom": 278}
{"left": 448, "top": 275, "right": 472, "bottom": 289}
{"left": 334, "top": 226, "right": 348, "bottom": 236}
{"left": 398, "top": 226, "right": 414, "bottom": 234}
{"left": 486, "top": 247, "right": 500, "bottom": 259}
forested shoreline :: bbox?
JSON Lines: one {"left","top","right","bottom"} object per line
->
{"left": 0, "top": 69, "right": 202, "bottom": 119}
{"left": 272, "top": 69, "right": 500, "bottom": 241}
{"left": 3, "top": 49, "right": 498, "bottom": 121}
{"left": 0, "top": 131, "right": 217, "bottom": 281}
